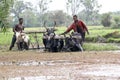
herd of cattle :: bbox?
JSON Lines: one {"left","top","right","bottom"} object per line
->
{"left": 15, "top": 28, "right": 83, "bottom": 52}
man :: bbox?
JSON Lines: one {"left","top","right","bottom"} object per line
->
{"left": 9, "top": 18, "right": 24, "bottom": 50}
{"left": 62, "top": 15, "right": 89, "bottom": 41}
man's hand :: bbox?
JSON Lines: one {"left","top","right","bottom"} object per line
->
{"left": 60, "top": 33, "right": 65, "bottom": 35}
{"left": 60, "top": 32, "right": 67, "bottom": 35}
{"left": 87, "top": 31, "right": 89, "bottom": 35}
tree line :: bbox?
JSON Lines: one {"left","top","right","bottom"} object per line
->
{"left": 1, "top": 0, "right": 120, "bottom": 31}
{"left": 9, "top": 0, "right": 101, "bottom": 27}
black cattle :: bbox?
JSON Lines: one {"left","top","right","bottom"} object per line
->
{"left": 62, "top": 32, "right": 83, "bottom": 52}
{"left": 43, "top": 35, "right": 64, "bottom": 52}
{"left": 43, "top": 27, "right": 83, "bottom": 52}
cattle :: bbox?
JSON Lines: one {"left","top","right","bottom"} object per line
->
{"left": 43, "top": 28, "right": 83, "bottom": 52}
{"left": 62, "top": 32, "right": 83, "bottom": 52}
{"left": 16, "top": 32, "right": 30, "bottom": 50}
{"left": 43, "top": 28, "right": 64, "bottom": 52}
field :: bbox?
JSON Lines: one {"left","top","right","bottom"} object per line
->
{"left": 0, "top": 26, "right": 120, "bottom": 51}
{"left": 0, "top": 26, "right": 120, "bottom": 80}
{"left": 0, "top": 51, "right": 120, "bottom": 79}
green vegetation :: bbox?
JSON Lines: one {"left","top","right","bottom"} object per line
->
{"left": 83, "top": 43, "right": 119, "bottom": 51}
{"left": 0, "top": 32, "right": 12, "bottom": 45}
{"left": 0, "top": 0, "right": 13, "bottom": 32}
{"left": 1, "top": 0, "right": 120, "bottom": 51}
{"left": 1, "top": 26, "right": 120, "bottom": 51}
{"left": 85, "top": 26, "right": 120, "bottom": 43}
{"left": 101, "top": 13, "right": 111, "bottom": 27}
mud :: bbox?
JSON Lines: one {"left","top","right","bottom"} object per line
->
{"left": 0, "top": 51, "right": 120, "bottom": 80}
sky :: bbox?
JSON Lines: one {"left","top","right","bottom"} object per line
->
{"left": 25, "top": 0, "right": 120, "bottom": 14}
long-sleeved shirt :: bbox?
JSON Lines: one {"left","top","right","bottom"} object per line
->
{"left": 65, "top": 20, "right": 88, "bottom": 33}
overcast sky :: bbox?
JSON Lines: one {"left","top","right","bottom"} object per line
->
{"left": 25, "top": 0, "right": 120, "bottom": 14}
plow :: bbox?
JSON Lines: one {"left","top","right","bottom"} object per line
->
{"left": 16, "top": 21, "right": 83, "bottom": 52}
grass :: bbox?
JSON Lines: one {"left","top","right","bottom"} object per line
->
{"left": 83, "top": 43, "right": 120, "bottom": 51}
{"left": 87, "top": 26, "right": 119, "bottom": 37}
{"left": 0, "top": 26, "right": 120, "bottom": 51}
{"left": 86, "top": 26, "right": 120, "bottom": 43}
{"left": 0, "top": 32, "right": 13, "bottom": 45}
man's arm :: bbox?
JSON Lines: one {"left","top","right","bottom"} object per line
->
{"left": 23, "top": 26, "right": 24, "bottom": 30}
{"left": 61, "top": 24, "right": 74, "bottom": 35}
{"left": 22, "top": 26, "right": 25, "bottom": 32}
{"left": 13, "top": 25, "right": 17, "bottom": 33}
{"left": 81, "top": 21, "right": 89, "bottom": 34}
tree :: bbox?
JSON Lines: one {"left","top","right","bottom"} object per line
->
{"left": 78, "top": 10, "right": 101, "bottom": 25}
{"left": 37, "top": 0, "right": 52, "bottom": 26}
{"left": 50, "top": 10, "right": 68, "bottom": 26}
{"left": 66, "top": 0, "right": 101, "bottom": 25}
{"left": 101, "top": 13, "right": 111, "bottom": 27}
{"left": 81, "top": 0, "right": 101, "bottom": 23}
{"left": 0, "top": 0, "right": 13, "bottom": 32}
{"left": 66, "top": 0, "right": 82, "bottom": 15}
{"left": 38, "top": 0, "right": 52, "bottom": 15}
{"left": 36, "top": 10, "right": 72, "bottom": 27}
{"left": 11, "top": 0, "right": 33, "bottom": 19}
{"left": 110, "top": 12, "right": 120, "bottom": 28}
{"left": 111, "top": 16, "right": 120, "bottom": 28}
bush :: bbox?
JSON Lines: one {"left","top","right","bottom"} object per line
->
{"left": 101, "top": 13, "right": 111, "bottom": 27}
{"left": 111, "top": 17, "right": 120, "bottom": 28}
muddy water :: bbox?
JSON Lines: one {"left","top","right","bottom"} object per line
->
{"left": 7, "top": 76, "right": 67, "bottom": 80}
{"left": 0, "top": 60, "right": 79, "bottom": 66}
{"left": 0, "top": 60, "right": 120, "bottom": 80}
{"left": 82, "top": 64, "right": 120, "bottom": 77}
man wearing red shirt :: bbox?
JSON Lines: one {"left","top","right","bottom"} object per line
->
{"left": 62, "top": 15, "right": 89, "bottom": 41}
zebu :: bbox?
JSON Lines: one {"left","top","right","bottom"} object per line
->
{"left": 42, "top": 21, "right": 83, "bottom": 52}
{"left": 43, "top": 28, "right": 64, "bottom": 52}
{"left": 43, "top": 28, "right": 83, "bottom": 52}
{"left": 16, "top": 32, "right": 30, "bottom": 50}
{"left": 62, "top": 32, "right": 83, "bottom": 52}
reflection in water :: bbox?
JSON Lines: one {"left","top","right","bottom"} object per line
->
{"left": 0, "top": 60, "right": 78, "bottom": 66}
{"left": 82, "top": 64, "right": 120, "bottom": 77}
{"left": 8, "top": 76, "right": 66, "bottom": 80}
{"left": 1, "top": 60, "right": 120, "bottom": 79}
